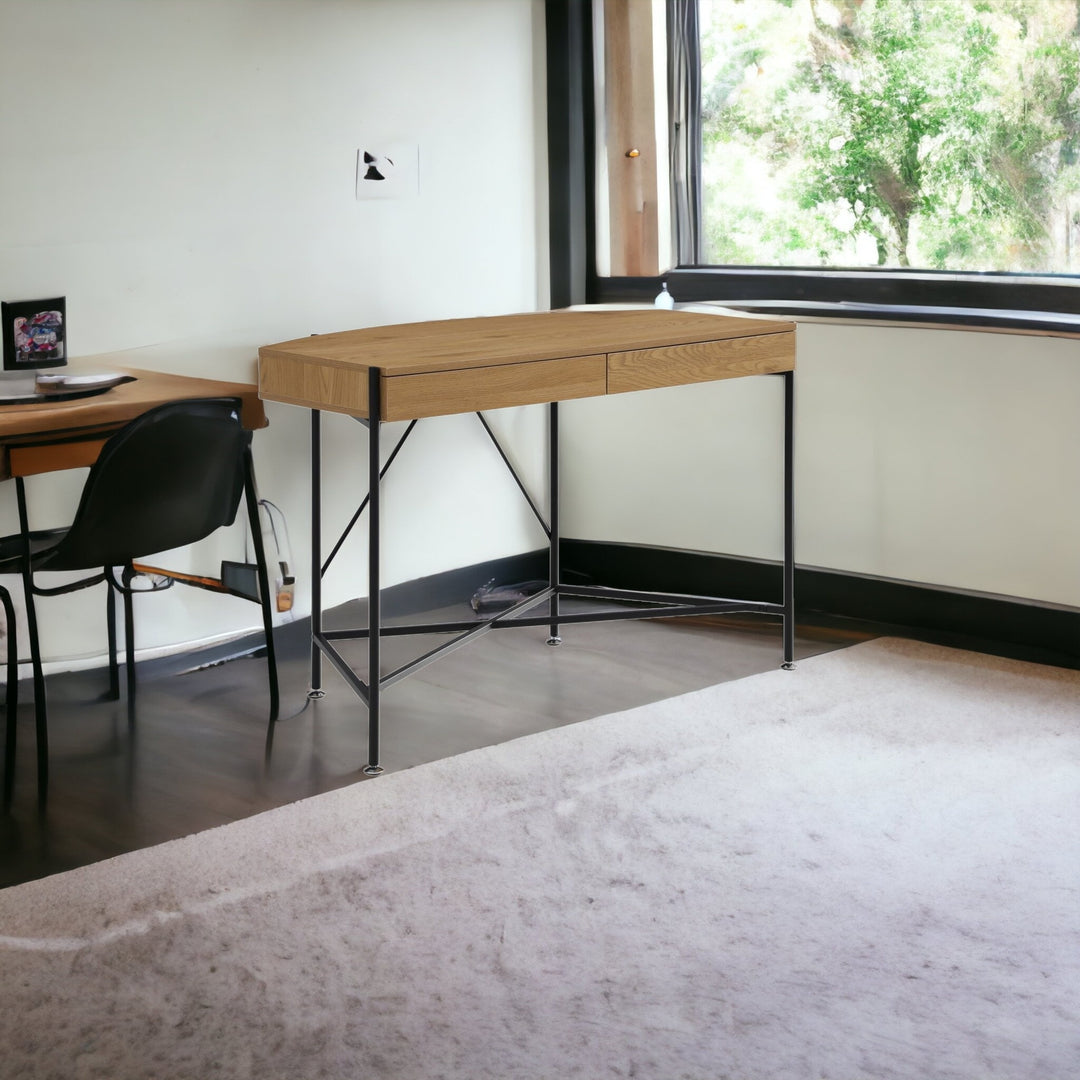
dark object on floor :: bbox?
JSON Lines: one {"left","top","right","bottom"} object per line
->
{"left": 470, "top": 579, "right": 549, "bottom": 614}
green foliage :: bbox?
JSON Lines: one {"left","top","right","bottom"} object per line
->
{"left": 700, "top": 0, "right": 1080, "bottom": 271}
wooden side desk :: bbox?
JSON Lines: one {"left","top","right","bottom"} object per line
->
{"left": 0, "top": 367, "right": 266, "bottom": 480}
{"left": 259, "top": 308, "right": 796, "bottom": 773}
{"left": 0, "top": 367, "right": 269, "bottom": 805}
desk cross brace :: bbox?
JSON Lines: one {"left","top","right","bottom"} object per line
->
{"left": 308, "top": 367, "right": 795, "bottom": 777}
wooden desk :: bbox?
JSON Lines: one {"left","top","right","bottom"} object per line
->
{"left": 259, "top": 309, "right": 796, "bottom": 773}
{"left": 0, "top": 366, "right": 271, "bottom": 806}
{"left": 259, "top": 308, "right": 794, "bottom": 420}
{"left": 0, "top": 367, "right": 267, "bottom": 480}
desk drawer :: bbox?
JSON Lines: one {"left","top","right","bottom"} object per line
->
{"left": 7, "top": 437, "right": 110, "bottom": 479}
{"left": 381, "top": 354, "right": 607, "bottom": 421}
{"left": 607, "top": 332, "right": 795, "bottom": 394}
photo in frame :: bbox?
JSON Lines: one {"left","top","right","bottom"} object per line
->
{"left": 2, "top": 296, "right": 67, "bottom": 371}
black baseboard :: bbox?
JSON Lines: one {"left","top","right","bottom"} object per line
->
{"left": 200, "top": 541, "right": 1079, "bottom": 675}
{"left": 560, "top": 539, "right": 1080, "bottom": 670}
{"left": 381, "top": 541, "right": 1078, "bottom": 671}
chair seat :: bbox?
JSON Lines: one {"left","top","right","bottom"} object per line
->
{"left": 0, "top": 529, "right": 69, "bottom": 571}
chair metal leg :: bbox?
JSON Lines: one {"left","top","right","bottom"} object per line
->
{"left": 24, "top": 585, "right": 49, "bottom": 808}
{"left": 106, "top": 575, "right": 120, "bottom": 699}
{"left": 121, "top": 566, "right": 136, "bottom": 708}
{"left": 16, "top": 478, "right": 48, "bottom": 807}
{"left": 242, "top": 447, "right": 280, "bottom": 726}
{"left": 1, "top": 586, "right": 18, "bottom": 813}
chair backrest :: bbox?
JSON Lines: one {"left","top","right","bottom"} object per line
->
{"left": 41, "top": 398, "right": 251, "bottom": 571}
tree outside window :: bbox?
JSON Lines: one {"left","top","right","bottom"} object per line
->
{"left": 701, "top": 0, "right": 1080, "bottom": 273}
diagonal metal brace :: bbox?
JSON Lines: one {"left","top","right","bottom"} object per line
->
{"left": 322, "top": 419, "right": 418, "bottom": 576}
{"left": 380, "top": 587, "right": 555, "bottom": 690}
{"left": 313, "top": 629, "right": 371, "bottom": 705}
{"left": 475, "top": 412, "right": 551, "bottom": 538}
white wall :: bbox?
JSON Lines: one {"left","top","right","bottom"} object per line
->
{"left": 2, "top": 0, "right": 1074, "bottom": 675}
{"left": 0, "top": 0, "right": 548, "bottom": 668}
{"left": 563, "top": 311, "right": 1080, "bottom": 609}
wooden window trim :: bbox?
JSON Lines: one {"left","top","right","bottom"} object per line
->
{"left": 547, "top": 0, "right": 1080, "bottom": 336}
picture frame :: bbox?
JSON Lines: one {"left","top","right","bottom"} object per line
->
{"left": 1, "top": 296, "right": 67, "bottom": 371}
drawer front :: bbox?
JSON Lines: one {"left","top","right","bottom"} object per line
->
{"left": 7, "top": 437, "right": 109, "bottom": 479}
{"left": 381, "top": 354, "right": 607, "bottom": 421}
{"left": 607, "top": 332, "right": 795, "bottom": 395}
{"left": 259, "top": 355, "right": 369, "bottom": 417}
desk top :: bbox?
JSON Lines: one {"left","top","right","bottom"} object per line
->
{"left": 0, "top": 365, "right": 266, "bottom": 479}
{"left": 0, "top": 366, "right": 266, "bottom": 444}
{"left": 258, "top": 309, "right": 796, "bottom": 422}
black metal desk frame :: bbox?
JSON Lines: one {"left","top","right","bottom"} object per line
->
{"left": 306, "top": 365, "right": 795, "bottom": 776}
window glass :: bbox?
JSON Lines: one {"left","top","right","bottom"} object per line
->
{"left": 700, "top": 0, "right": 1080, "bottom": 273}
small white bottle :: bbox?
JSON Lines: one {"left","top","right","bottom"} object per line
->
{"left": 654, "top": 281, "right": 675, "bottom": 309}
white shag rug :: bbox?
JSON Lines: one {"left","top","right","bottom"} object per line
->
{"left": 1, "top": 637, "right": 1078, "bottom": 1080}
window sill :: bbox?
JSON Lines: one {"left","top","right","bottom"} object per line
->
{"left": 684, "top": 299, "right": 1080, "bottom": 339}
{"left": 590, "top": 268, "right": 1080, "bottom": 339}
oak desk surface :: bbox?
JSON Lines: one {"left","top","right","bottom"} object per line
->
{"left": 0, "top": 367, "right": 267, "bottom": 480}
{"left": 258, "top": 309, "right": 796, "bottom": 423}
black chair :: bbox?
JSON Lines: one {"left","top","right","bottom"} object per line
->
{"left": 1, "top": 585, "right": 18, "bottom": 812}
{"left": 0, "top": 397, "right": 279, "bottom": 807}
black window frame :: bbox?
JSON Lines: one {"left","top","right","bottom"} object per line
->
{"left": 545, "top": 0, "right": 1080, "bottom": 334}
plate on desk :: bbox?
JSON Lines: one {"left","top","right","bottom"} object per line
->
{"left": 0, "top": 371, "right": 135, "bottom": 405}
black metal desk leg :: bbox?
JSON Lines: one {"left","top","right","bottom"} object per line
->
{"left": 308, "top": 410, "right": 325, "bottom": 699}
{"left": 547, "top": 401, "right": 561, "bottom": 646}
{"left": 364, "top": 367, "right": 384, "bottom": 775}
{"left": 782, "top": 369, "right": 796, "bottom": 670}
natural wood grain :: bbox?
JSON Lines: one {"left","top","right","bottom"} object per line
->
{"left": 259, "top": 311, "right": 795, "bottom": 376}
{"left": 605, "top": 0, "right": 660, "bottom": 276}
{"left": 0, "top": 368, "right": 265, "bottom": 442}
{"left": 382, "top": 355, "right": 607, "bottom": 421}
{"left": 8, "top": 437, "right": 108, "bottom": 478}
{"left": 0, "top": 367, "right": 267, "bottom": 479}
{"left": 258, "top": 354, "right": 368, "bottom": 418}
{"left": 607, "top": 331, "right": 796, "bottom": 394}
{"left": 258, "top": 310, "right": 798, "bottom": 419}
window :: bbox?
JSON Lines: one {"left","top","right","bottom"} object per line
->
{"left": 699, "top": 0, "right": 1080, "bottom": 275}
{"left": 547, "top": 0, "right": 1080, "bottom": 328}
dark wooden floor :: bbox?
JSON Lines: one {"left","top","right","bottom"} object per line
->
{"left": 0, "top": 601, "right": 864, "bottom": 890}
